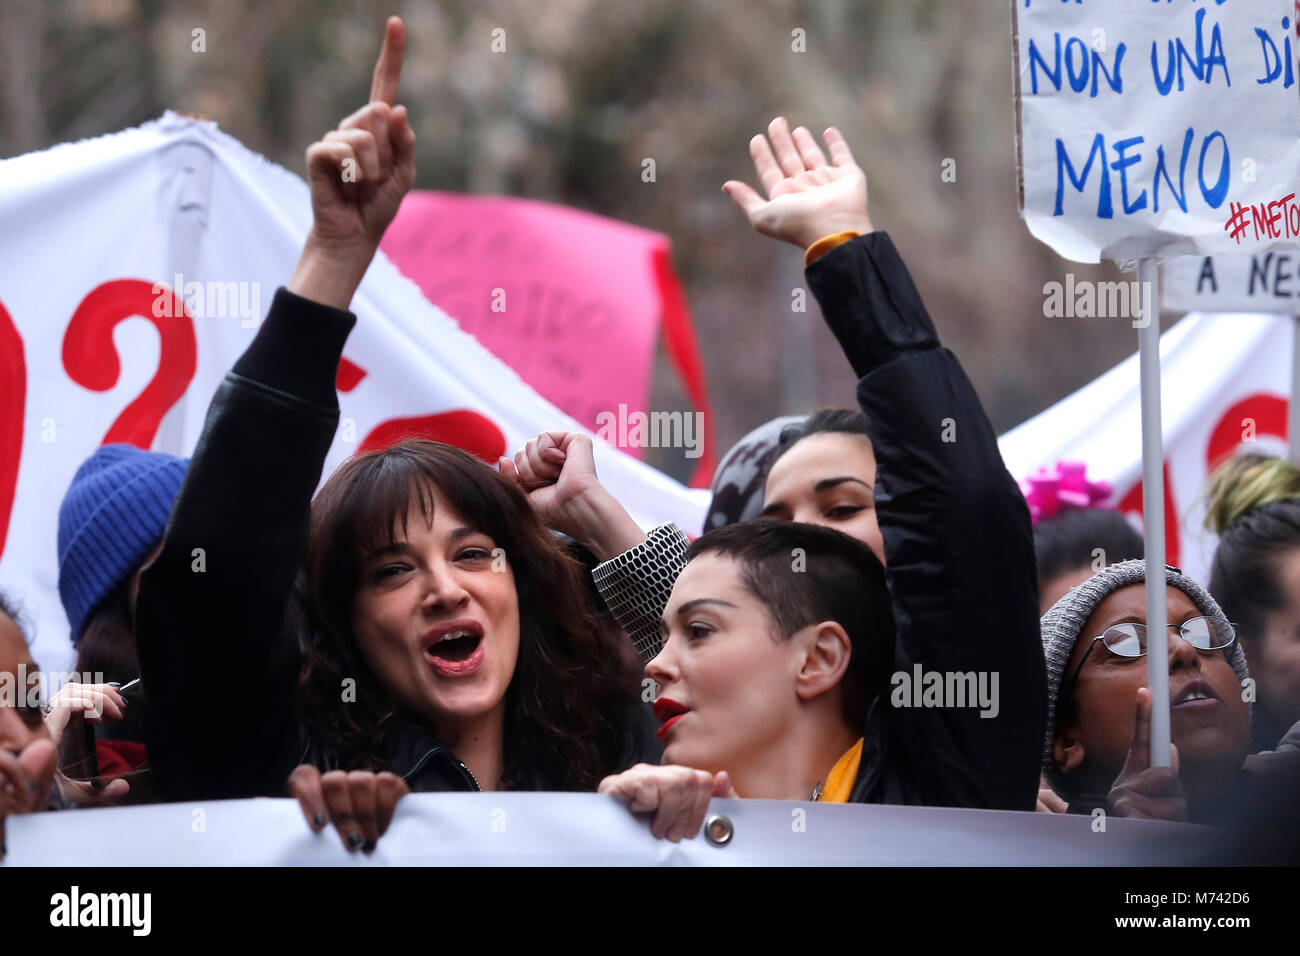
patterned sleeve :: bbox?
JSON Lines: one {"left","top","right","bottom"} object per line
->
{"left": 591, "top": 522, "right": 690, "bottom": 663}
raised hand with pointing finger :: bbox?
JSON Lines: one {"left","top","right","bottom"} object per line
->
{"left": 289, "top": 15, "right": 416, "bottom": 311}
{"left": 1106, "top": 687, "right": 1188, "bottom": 822}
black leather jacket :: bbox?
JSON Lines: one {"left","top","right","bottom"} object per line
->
{"left": 136, "top": 288, "right": 656, "bottom": 802}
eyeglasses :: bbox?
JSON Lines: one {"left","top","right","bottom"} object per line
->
{"left": 1059, "top": 616, "right": 1237, "bottom": 702}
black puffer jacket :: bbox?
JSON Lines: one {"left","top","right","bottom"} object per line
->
{"left": 593, "top": 232, "right": 1046, "bottom": 810}
{"left": 135, "top": 289, "right": 657, "bottom": 803}
{"left": 806, "top": 233, "right": 1046, "bottom": 810}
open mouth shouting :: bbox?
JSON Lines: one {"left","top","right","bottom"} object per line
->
{"left": 422, "top": 620, "right": 485, "bottom": 678}
{"left": 1172, "top": 679, "right": 1220, "bottom": 711}
{"left": 653, "top": 697, "right": 689, "bottom": 740}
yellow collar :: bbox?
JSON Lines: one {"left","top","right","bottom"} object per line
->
{"left": 816, "top": 737, "right": 864, "bottom": 803}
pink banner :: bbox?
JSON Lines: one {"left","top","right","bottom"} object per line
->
{"left": 382, "top": 192, "right": 673, "bottom": 451}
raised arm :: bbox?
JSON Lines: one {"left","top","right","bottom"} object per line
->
{"left": 725, "top": 118, "right": 1045, "bottom": 810}
{"left": 500, "top": 430, "right": 690, "bottom": 663}
{"left": 136, "top": 17, "right": 417, "bottom": 802}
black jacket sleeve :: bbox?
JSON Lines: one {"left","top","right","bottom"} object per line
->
{"left": 806, "top": 232, "right": 1046, "bottom": 811}
{"left": 136, "top": 288, "right": 355, "bottom": 801}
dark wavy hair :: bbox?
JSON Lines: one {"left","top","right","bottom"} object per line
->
{"left": 297, "top": 440, "right": 639, "bottom": 790}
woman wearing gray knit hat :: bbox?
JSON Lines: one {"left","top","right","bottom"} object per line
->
{"left": 1037, "top": 559, "right": 1300, "bottom": 825}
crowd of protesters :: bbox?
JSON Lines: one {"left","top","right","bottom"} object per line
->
{"left": 3, "top": 16, "right": 1300, "bottom": 859}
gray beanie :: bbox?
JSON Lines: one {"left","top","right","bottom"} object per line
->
{"left": 703, "top": 415, "right": 807, "bottom": 533}
{"left": 1040, "top": 558, "right": 1250, "bottom": 771}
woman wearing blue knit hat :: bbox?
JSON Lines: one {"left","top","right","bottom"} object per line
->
{"left": 58, "top": 443, "right": 188, "bottom": 649}
{"left": 51, "top": 442, "right": 188, "bottom": 800}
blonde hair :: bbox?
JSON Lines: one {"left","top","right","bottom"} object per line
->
{"left": 1205, "top": 455, "right": 1300, "bottom": 536}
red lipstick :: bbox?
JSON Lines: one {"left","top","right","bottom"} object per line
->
{"left": 654, "top": 697, "right": 689, "bottom": 740}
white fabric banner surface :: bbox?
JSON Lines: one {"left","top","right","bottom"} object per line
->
{"left": 1, "top": 792, "right": 1213, "bottom": 866}
{"left": 0, "top": 113, "right": 709, "bottom": 678}
{"left": 1013, "top": 0, "right": 1300, "bottom": 266}
{"left": 998, "top": 311, "right": 1294, "bottom": 585}
{"left": 1163, "top": 253, "right": 1300, "bottom": 313}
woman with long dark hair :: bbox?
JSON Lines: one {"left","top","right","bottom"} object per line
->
{"left": 135, "top": 18, "right": 653, "bottom": 852}
{"left": 296, "top": 440, "right": 641, "bottom": 790}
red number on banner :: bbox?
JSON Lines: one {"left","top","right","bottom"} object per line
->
{"left": 339, "top": 358, "right": 507, "bottom": 463}
{"left": 1117, "top": 461, "right": 1181, "bottom": 569}
{"left": 1206, "top": 393, "right": 1288, "bottom": 473}
{"left": 336, "top": 357, "right": 366, "bottom": 392}
{"left": 62, "top": 280, "right": 197, "bottom": 448}
{"left": 359, "top": 411, "right": 507, "bottom": 463}
{"left": 0, "top": 300, "right": 25, "bottom": 561}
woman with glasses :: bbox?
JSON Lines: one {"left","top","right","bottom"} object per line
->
{"left": 1037, "top": 559, "right": 1282, "bottom": 824}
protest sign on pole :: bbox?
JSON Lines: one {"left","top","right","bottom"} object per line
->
{"left": 1156, "top": 5, "right": 1300, "bottom": 459}
{"left": 1162, "top": 254, "right": 1300, "bottom": 462}
{"left": 1013, "top": 0, "right": 1300, "bottom": 766}
{"left": 1163, "top": 254, "right": 1300, "bottom": 313}
{"left": 1013, "top": 0, "right": 1300, "bottom": 268}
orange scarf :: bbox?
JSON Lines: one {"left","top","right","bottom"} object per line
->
{"left": 820, "top": 737, "right": 864, "bottom": 803}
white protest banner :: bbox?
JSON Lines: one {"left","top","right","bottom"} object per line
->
{"left": 999, "top": 311, "right": 1294, "bottom": 586}
{"left": 1013, "top": 0, "right": 1300, "bottom": 267}
{"left": 1, "top": 792, "right": 1218, "bottom": 866}
{"left": 0, "top": 113, "right": 710, "bottom": 678}
{"left": 1163, "top": 253, "right": 1300, "bottom": 312}
{"left": 1011, "top": 0, "right": 1300, "bottom": 769}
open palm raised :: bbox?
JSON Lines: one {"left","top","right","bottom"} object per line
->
{"left": 723, "top": 117, "right": 873, "bottom": 250}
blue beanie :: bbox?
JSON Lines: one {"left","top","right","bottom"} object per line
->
{"left": 57, "top": 444, "right": 189, "bottom": 644}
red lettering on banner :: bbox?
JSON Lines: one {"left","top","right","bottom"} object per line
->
{"left": 1117, "top": 461, "right": 1181, "bottom": 569}
{"left": 1225, "top": 193, "right": 1300, "bottom": 244}
{"left": 336, "top": 357, "right": 366, "bottom": 393}
{"left": 1206, "top": 392, "right": 1287, "bottom": 472}
{"left": 61, "top": 280, "right": 197, "bottom": 448}
{"left": 0, "top": 300, "right": 24, "bottom": 561}
{"left": 359, "top": 410, "right": 506, "bottom": 463}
